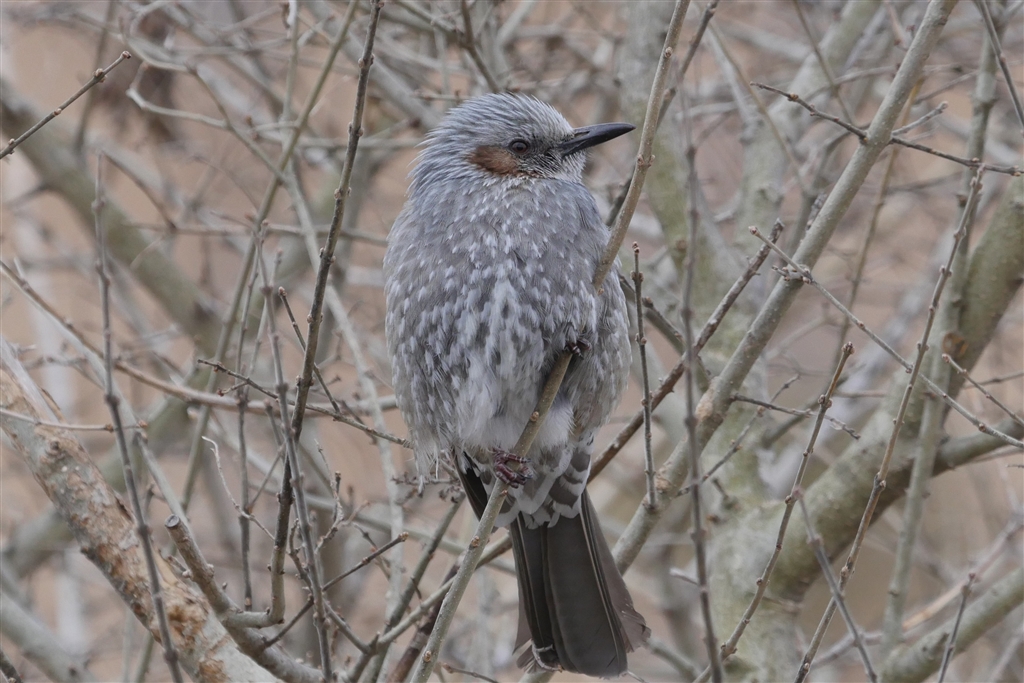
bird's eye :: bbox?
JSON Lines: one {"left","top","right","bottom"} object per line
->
{"left": 508, "top": 139, "right": 530, "bottom": 155}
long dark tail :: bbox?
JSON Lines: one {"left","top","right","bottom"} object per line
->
{"left": 456, "top": 455, "right": 648, "bottom": 676}
{"left": 509, "top": 491, "right": 649, "bottom": 676}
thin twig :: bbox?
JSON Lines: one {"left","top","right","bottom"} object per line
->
{"left": 592, "top": 220, "right": 782, "bottom": 478}
{"left": 265, "top": 286, "right": 332, "bottom": 680}
{"left": 944, "top": 354, "right": 1024, "bottom": 428}
{"left": 0, "top": 52, "right": 131, "bottom": 159}
{"left": 440, "top": 662, "right": 499, "bottom": 683}
{"left": 72, "top": 0, "right": 119, "bottom": 153}
{"left": 677, "top": 1, "right": 719, "bottom": 91}
{"left": 754, "top": 82, "right": 866, "bottom": 139}
{"left": 276, "top": 286, "right": 345, "bottom": 418}
{"left": 459, "top": 0, "right": 501, "bottom": 92}
{"left": 629, "top": 0, "right": 719, "bottom": 175}
{"left": 785, "top": 168, "right": 986, "bottom": 680}
{"left": 889, "top": 132, "right": 1020, "bottom": 175}
{"left": 936, "top": 573, "right": 975, "bottom": 683}
{"left": 718, "top": 343, "right": 852, "bottom": 664}
{"left": 974, "top": 0, "right": 1024, "bottom": 132}
{"left": 325, "top": 533, "right": 409, "bottom": 592}
{"left": 236, "top": 395, "right": 254, "bottom": 609}
{"left": 747, "top": 226, "right": 1024, "bottom": 451}
{"left": 730, "top": 394, "right": 859, "bottom": 440}
{"left": 0, "top": 408, "right": 143, "bottom": 432}
{"left": 326, "top": 604, "right": 371, "bottom": 654}
{"left": 388, "top": 565, "right": 459, "bottom": 683}
{"left": 753, "top": 82, "right": 1021, "bottom": 175}
{"left": 790, "top": 0, "right": 855, "bottom": 123}
{"left": 891, "top": 101, "right": 947, "bottom": 136}
{"left": 797, "top": 494, "right": 876, "bottom": 682}
{"left": 292, "top": 0, "right": 383, "bottom": 440}
{"left": 197, "top": 358, "right": 276, "bottom": 398}
{"left": 833, "top": 79, "right": 922, "bottom": 377}
{"left": 707, "top": 25, "right": 810, "bottom": 196}
{"left": 632, "top": 244, "right": 656, "bottom": 508}
{"left": 359, "top": 496, "right": 463, "bottom": 683}
{"left": 682, "top": 91, "right": 722, "bottom": 683}
{"left": 881, "top": 167, "right": 987, "bottom": 656}
{"left": 593, "top": 0, "right": 689, "bottom": 288}
{"left": 202, "top": 436, "right": 273, "bottom": 540}
{"left": 95, "top": 156, "right": 183, "bottom": 683}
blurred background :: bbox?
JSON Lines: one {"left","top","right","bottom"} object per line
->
{"left": 1, "top": 1, "right": 1021, "bottom": 681}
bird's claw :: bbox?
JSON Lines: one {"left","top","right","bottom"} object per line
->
{"left": 566, "top": 338, "right": 592, "bottom": 357}
{"left": 493, "top": 450, "right": 533, "bottom": 487}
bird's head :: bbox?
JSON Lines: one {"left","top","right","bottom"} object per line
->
{"left": 417, "top": 93, "right": 634, "bottom": 184}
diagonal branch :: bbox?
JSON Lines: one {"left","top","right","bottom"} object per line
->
{"left": 0, "top": 51, "right": 131, "bottom": 159}
{"left": 0, "top": 339, "right": 286, "bottom": 682}
{"left": 880, "top": 568, "right": 1024, "bottom": 683}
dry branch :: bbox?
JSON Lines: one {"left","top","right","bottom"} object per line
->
{"left": 0, "top": 339, "right": 278, "bottom": 682}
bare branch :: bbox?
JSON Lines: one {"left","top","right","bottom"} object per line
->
{"left": 0, "top": 340, "right": 281, "bottom": 682}
{"left": 881, "top": 568, "right": 1024, "bottom": 683}
{"left": 0, "top": 52, "right": 131, "bottom": 159}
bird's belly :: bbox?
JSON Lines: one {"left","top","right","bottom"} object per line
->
{"left": 451, "top": 280, "right": 575, "bottom": 462}
{"left": 457, "top": 372, "right": 575, "bottom": 462}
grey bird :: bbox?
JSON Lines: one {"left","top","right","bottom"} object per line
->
{"left": 384, "top": 93, "right": 649, "bottom": 677}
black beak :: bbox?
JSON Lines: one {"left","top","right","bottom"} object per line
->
{"left": 557, "top": 122, "right": 635, "bottom": 156}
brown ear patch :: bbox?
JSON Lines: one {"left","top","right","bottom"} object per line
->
{"left": 468, "top": 145, "right": 520, "bottom": 175}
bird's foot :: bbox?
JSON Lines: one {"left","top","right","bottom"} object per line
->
{"left": 531, "top": 644, "right": 562, "bottom": 672}
{"left": 493, "top": 450, "right": 533, "bottom": 487}
{"left": 566, "top": 338, "right": 592, "bottom": 357}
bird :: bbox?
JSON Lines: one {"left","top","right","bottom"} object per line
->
{"left": 383, "top": 92, "right": 649, "bottom": 677}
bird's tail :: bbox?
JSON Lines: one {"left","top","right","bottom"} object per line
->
{"left": 509, "top": 490, "right": 649, "bottom": 677}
